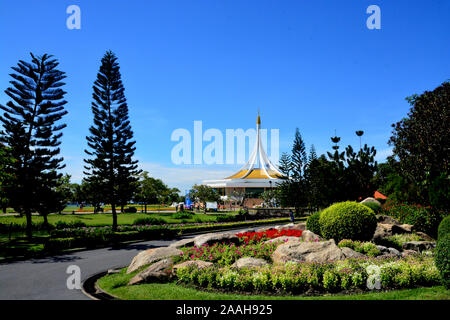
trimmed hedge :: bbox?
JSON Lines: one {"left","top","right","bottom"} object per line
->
{"left": 44, "top": 237, "right": 77, "bottom": 252}
{"left": 319, "top": 201, "right": 377, "bottom": 242}
{"left": 438, "top": 215, "right": 450, "bottom": 240}
{"left": 435, "top": 233, "right": 450, "bottom": 289}
{"left": 306, "top": 211, "right": 322, "bottom": 236}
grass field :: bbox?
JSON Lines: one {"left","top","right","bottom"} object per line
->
{"left": 0, "top": 212, "right": 222, "bottom": 227}
{"left": 97, "top": 268, "right": 450, "bottom": 300}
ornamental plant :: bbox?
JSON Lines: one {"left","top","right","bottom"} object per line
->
{"left": 306, "top": 211, "right": 322, "bottom": 236}
{"left": 319, "top": 201, "right": 377, "bottom": 241}
{"left": 236, "top": 229, "right": 303, "bottom": 244}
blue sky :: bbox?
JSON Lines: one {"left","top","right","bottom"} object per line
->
{"left": 0, "top": 0, "right": 449, "bottom": 192}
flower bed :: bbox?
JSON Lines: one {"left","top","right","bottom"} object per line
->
{"left": 236, "top": 229, "right": 303, "bottom": 244}
{"left": 175, "top": 254, "right": 441, "bottom": 294}
{"left": 176, "top": 242, "right": 279, "bottom": 267}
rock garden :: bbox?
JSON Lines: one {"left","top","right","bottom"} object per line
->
{"left": 97, "top": 200, "right": 449, "bottom": 298}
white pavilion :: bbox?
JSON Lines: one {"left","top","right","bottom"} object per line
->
{"left": 203, "top": 112, "right": 286, "bottom": 198}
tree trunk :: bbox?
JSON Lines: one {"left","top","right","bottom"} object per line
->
{"left": 144, "top": 203, "right": 147, "bottom": 213}
{"left": 121, "top": 205, "right": 124, "bottom": 213}
{"left": 25, "top": 209, "right": 32, "bottom": 240}
{"left": 111, "top": 203, "right": 117, "bottom": 231}
{"left": 43, "top": 214, "right": 50, "bottom": 231}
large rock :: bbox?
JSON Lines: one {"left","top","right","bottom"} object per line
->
{"left": 272, "top": 240, "right": 345, "bottom": 264}
{"left": 341, "top": 247, "right": 365, "bottom": 259}
{"left": 372, "top": 223, "right": 394, "bottom": 243}
{"left": 360, "top": 197, "right": 381, "bottom": 206}
{"left": 264, "top": 236, "right": 301, "bottom": 245}
{"left": 127, "top": 247, "right": 182, "bottom": 274}
{"left": 169, "top": 238, "right": 195, "bottom": 249}
{"left": 376, "top": 215, "right": 401, "bottom": 225}
{"left": 193, "top": 232, "right": 240, "bottom": 247}
{"left": 128, "top": 258, "right": 173, "bottom": 285}
{"left": 231, "top": 257, "right": 269, "bottom": 269}
{"left": 172, "top": 260, "right": 214, "bottom": 272}
{"left": 392, "top": 224, "right": 414, "bottom": 234}
{"left": 415, "top": 232, "right": 434, "bottom": 241}
{"left": 402, "top": 241, "right": 436, "bottom": 252}
{"left": 275, "top": 223, "right": 306, "bottom": 231}
{"left": 301, "top": 230, "right": 321, "bottom": 242}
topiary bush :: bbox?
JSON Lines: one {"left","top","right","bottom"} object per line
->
{"left": 438, "top": 215, "right": 450, "bottom": 240}
{"left": 319, "top": 201, "right": 377, "bottom": 242}
{"left": 434, "top": 233, "right": 450, "bottom": 289}
{"left": 306, "top": 211, "right": 322, "bottom": 236}
{"left": 362, "top": 201, "right": 382, "bottom": 213}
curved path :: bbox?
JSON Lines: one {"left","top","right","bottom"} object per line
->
{"left": 0, "top": 225, "right": 276, "bottom": 300}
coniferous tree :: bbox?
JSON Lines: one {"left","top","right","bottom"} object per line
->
{"left": 0, "top": 53, "right": 67, "bottom": 239}
{"left": 278, "top": 152, "right": 292, "bottom": 178}
{"left": 84, "top": 51, "right": 140, "bottom": 230}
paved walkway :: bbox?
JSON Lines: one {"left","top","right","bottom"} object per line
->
{"left": 0, "top": 225, "right": 274, "bottom": 300}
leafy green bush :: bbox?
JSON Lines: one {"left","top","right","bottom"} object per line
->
{"left": 175, "top": 254, "right": 440, "bottom": 294}
{"left": 171, "top": 211, "right": 194, "bottom": 219}
{"left": 319, "top": 201, "right": 377, "bottom": 241}
{"left": 55, "top": 220, "right": 86, "bottom": 229}
{"left": 434, "top": 233, "right": 450, "bottom": 289}
{"left": 380, "top": 233, "right": 424, "bottom": 250}
{"left": 382, "top": 200, "right": 444, "bottom": 238}
{"left": 438, "top": 215, "right": 450, "bottom": 240}
{"left": 306, "top": 211, "right": 322, "bottom": 236}
{"left": 362, "top": 201, "right": 382, "bottom": 213}
{"left": 337, "top": 239, "right": 381, "bottom": 257}
{"left": 44, "top": 237, "right": 77, "bottom": 252}
{"left": 124, "top": 207, "right": 138, "bottom": 213}
{"left": 133, "top": 217, "right": 165, "bottom": 225}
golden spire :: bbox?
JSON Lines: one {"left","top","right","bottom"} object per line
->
{"left": 257, "top": 109, "right": 261, "bottom": 125}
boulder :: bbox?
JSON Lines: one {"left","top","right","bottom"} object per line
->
{"left": 169, "top": 238, "right": 195, "bottom": 249}
{"left": 264, "top": 236, "right": 301, "bottom": 245}
{"left": 372, "top": 223, "right": 394, "bottom": 243}
{"left": 127, "top": 247, "right": 182, "bottom": 274}
{"left": 387, "top": 247, "right": 401, "bottom": 256}
{"left": 415, "top": 232, "right": 434, "bottom": 241}
{"left": 231, "top": 257, "right": 269, "bottom": 269}
{"left": 301, "top": 230, "right": 321, "bottom": 242}
{"left": 376, "top": 245, "right": 389, "bottom": 253}
{"left": 341, "top": 247, "right": 365, "bottom": 259}
{"left": 272, "top": 240, "right": 345, "bottom": 264}
{"left": 128, "top": 258, "right": 173, "bottom": 285}
{"left": 376, "top": 215, "right": 401, "bottom": 225}
{"left": 275, "top": 223, "right": 295, "bottom": 231}
{"left": 107, "top": 268, "right": 122, "bottom": 275}
{"left": 360, "top": 197, "right": 381, "bottom": 206}
{"left": 172, "top": 260, "right": 214, "bottom": 272}
{"left": 401, "top": 249, "right": 418, "bottom": 258}
{"left": 402, "top": 241, "right": 436, "bottom": 252}
{"left": 392, "top": 224, "right": 414, "bottom": 234}
{"left": 193, "top": 232, "right": 240, "bottom": 247}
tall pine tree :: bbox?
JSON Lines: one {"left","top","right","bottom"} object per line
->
{"left": 84, "top": 51, "right": 140, "bottom": 230}
{"left": 0, "top": 53, "right": 68, "bottom": 239}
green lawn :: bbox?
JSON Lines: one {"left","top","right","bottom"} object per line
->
{"left": 0, "top": 212, "right": 220, "bottom": 227}
{"left": 97, "top": 268, "right": 450, "bottom": 300}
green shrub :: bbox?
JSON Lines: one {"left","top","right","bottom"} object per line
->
{"left": 133, "top": 217, "right": 165, "bottom": 225}
{"left": 306, "top": 211, "right": 322, "bottom": 236}
{"left": 124, "top": 207, "right": 138, "bottom": 213}
{"left": 172, "top": 211, "right": 194, "bottom": 219}
{"left": 319, "top": 201, "right": 377, "bottom": 241}
{"left": 380, "top": 233, "right": 424, "bottom": 250}
{"left": 438, "top": 215, "right": 450, "bottom": 240}
{"left": 337, "top": 239, "right": 381, "bottom": 257}
{"left": 362, "top": 201, "right": 382, "bottom": 213}
{"left": 44, "top": 237, "right": 77, "bottom": 252}
{"left": 434, "top": 233, "right": 450, "bottom": 289}
{"left": 382, "top": 200, "right": 444, "bottom": 238}
{"left": 55, "top": 220, "right": 86, "bottom": 229}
